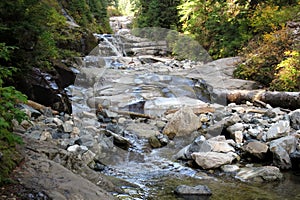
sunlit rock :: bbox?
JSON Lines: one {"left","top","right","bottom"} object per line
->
{"left": 207, "top": 136, "right": 236, "bottom": 153}
{"left": 191, "top": 152, "right": 238, "bottom": 169}
{"left": 221, "top": 164, "right": 240, "bottom": 173}
{"left": 264, "top": 120, "right": 290, "bottom": 141}
{"left": 289, "top": 109, "right": 300, "bottom": 130}
{"left": 236, "top": 166, "right": 283, "bottom": 182}
{"left": 243, "top": 141, "right": 269, "bottom": 160}
{"left": 163, "top": 107, "right": 202, "bottom": 139}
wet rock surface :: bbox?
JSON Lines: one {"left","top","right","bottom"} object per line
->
{"left": 174, "top": 185, "right": 212, "bottom": 200}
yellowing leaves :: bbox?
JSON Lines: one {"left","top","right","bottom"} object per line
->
{"left": 271, "top": 51, "right": 300, "bottom": 91}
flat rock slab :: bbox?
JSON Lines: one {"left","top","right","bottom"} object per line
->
{"left": 15, "top": 137, "right": 117, "bottom": 200}
{"left": 236, "top": 166, "right": 283, "bottom": 182}
{"left": 187, "top": 57, "right": 259, "bottom": 90}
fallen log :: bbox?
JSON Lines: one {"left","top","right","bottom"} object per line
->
{"left": 165, "top": 106, "right": 215, "bottom": 115}
{"left": 26, "top": 100, "right": 59, "bottom": 115}
{"left": 214, "top": 89, "right": 300, "bottom": 110}
{"left": 114, "top": 110, "right": 154, "bottom": 119}
{"left": 97, "top": 104, "right": 154, "bottom": 119}
{"left": 104, "top": 129, "right": 132, "bottom": 149}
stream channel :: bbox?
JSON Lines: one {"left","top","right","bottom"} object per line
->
{"left": 68, "top": 17, "right": 300, "bottom": 200}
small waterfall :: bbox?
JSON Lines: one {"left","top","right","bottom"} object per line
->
{"left": 94, "top": 34, "right": 124, "bottom": 57}
{"left": 61, "top": 7, "right": 80, "bottom": 27}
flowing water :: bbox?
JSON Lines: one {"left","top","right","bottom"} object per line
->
{"left": 69, "top": 21, "right": 300, "bottom": 199}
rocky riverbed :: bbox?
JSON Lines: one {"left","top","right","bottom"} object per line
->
{"left": 11, "top": 93, "right": 300, "bottom": 199}
{"left": 6, "top": 16, "right": 300, "bottom": 199}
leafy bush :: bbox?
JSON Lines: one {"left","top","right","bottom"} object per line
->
{"left": 270, "top": 51, "right": 300, "bottom": 91}
{"left": 166, "top": 30, "right": 211, "bottom": 62}
{"left": 178, "top": 0, "right": 253, "bottom": 59}
{"left": 233, "top": 0, "right": 300, "bottom": 91}
{"left": 133, "top": 0, "right": 181, "bottom": 29}
{"left": 250, "top": 4, "right": 299, "bottom": 34}
{"left": 0, "top": 43, "right": 27, "bottom": 145}
{"left": 0, "top": 50, "right": 25, "bottom": 182}
{"left": 234, "top": 26, "right": 298, "bottom": 90}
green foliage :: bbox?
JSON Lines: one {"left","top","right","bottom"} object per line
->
{"left": 134, "top": 0, "right": 181, "bottom": 29}
{"left": 234, "top": 25, "right": 298, "bottom": 90}
{"left": 0, "top": 76, "right": 24, "bottom": 184}
{"left": 177, "top": 0, "right": 299, "bottom": 60}
{"left": 117, "top": 0, "right": 139, "bottom": 16}
{"left": 0, "top": 0, "right": 64, "bottom": 70}
{"left": 250, "top": 4, "right": 299, "bottom": 34}
{"left": 0, "top": 140, "right": 23, "bottom": 185}
{"left": 270, "top": 51, "right": 300, "bottom": 91}
{"left": 178, "top": 0, "right": 253, "bottom": 59}
{"left": 0, "top": 44, "right": 27, "bottom": 145}
{"left": 61, "top": 0, "right": 112, "bottom": 33}
{"left": 166, "top": 30, "right": 211, "bottom": 62}
{"left": 0, "top": 0, "right": 112, "bottom": 71}
{"left": 233, "top": 1, "right": 300, "bottom": 91}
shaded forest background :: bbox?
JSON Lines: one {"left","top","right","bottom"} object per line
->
{"left": 0, "top": 0, "right": 299, "bottom": 184}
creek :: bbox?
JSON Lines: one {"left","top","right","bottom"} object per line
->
{"left": 68, "top": 16, "right": 300, "bottom": 200}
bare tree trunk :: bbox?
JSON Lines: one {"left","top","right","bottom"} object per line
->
{"left": 214, "top": 89, "right": 300, "bottom": 110}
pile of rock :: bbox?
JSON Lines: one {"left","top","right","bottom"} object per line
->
{"left": 168, "top": 104, "right": 300, "bottom": 182}
{"left": 14, "top": 98, "right": 300, "bottom": 185}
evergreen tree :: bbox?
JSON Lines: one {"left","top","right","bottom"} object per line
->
{"left": 134, "top": 0, "right": 181, "bottom": 29}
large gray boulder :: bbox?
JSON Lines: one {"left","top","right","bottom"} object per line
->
{"left": 289, "top": 109, "right": 300, "bottom": 130}
{"left": 175, "top": 135, "right": 212, "bottom": 160}
{"left": 163, "top": 107, "right": 202, "bottom": 139}
{"left": 186, "top": 57, "right": 259, "bottom": 90}
{"left": 18, "top": 137, "right": 118, "bottom": 200}
{"left": 264, "top": 120, "right": 290, "bottom": 141}
{"left": 207, "top": 135, "right": 235, "bottom": 153}
{"left": 191, "top": 152, "right": 238, "bottom": 169}
{"left": 269, "top": 135, "right": 297, "bottom": 169}
{"left": 244, "top": 141, "right": 269, "bottom": 160}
